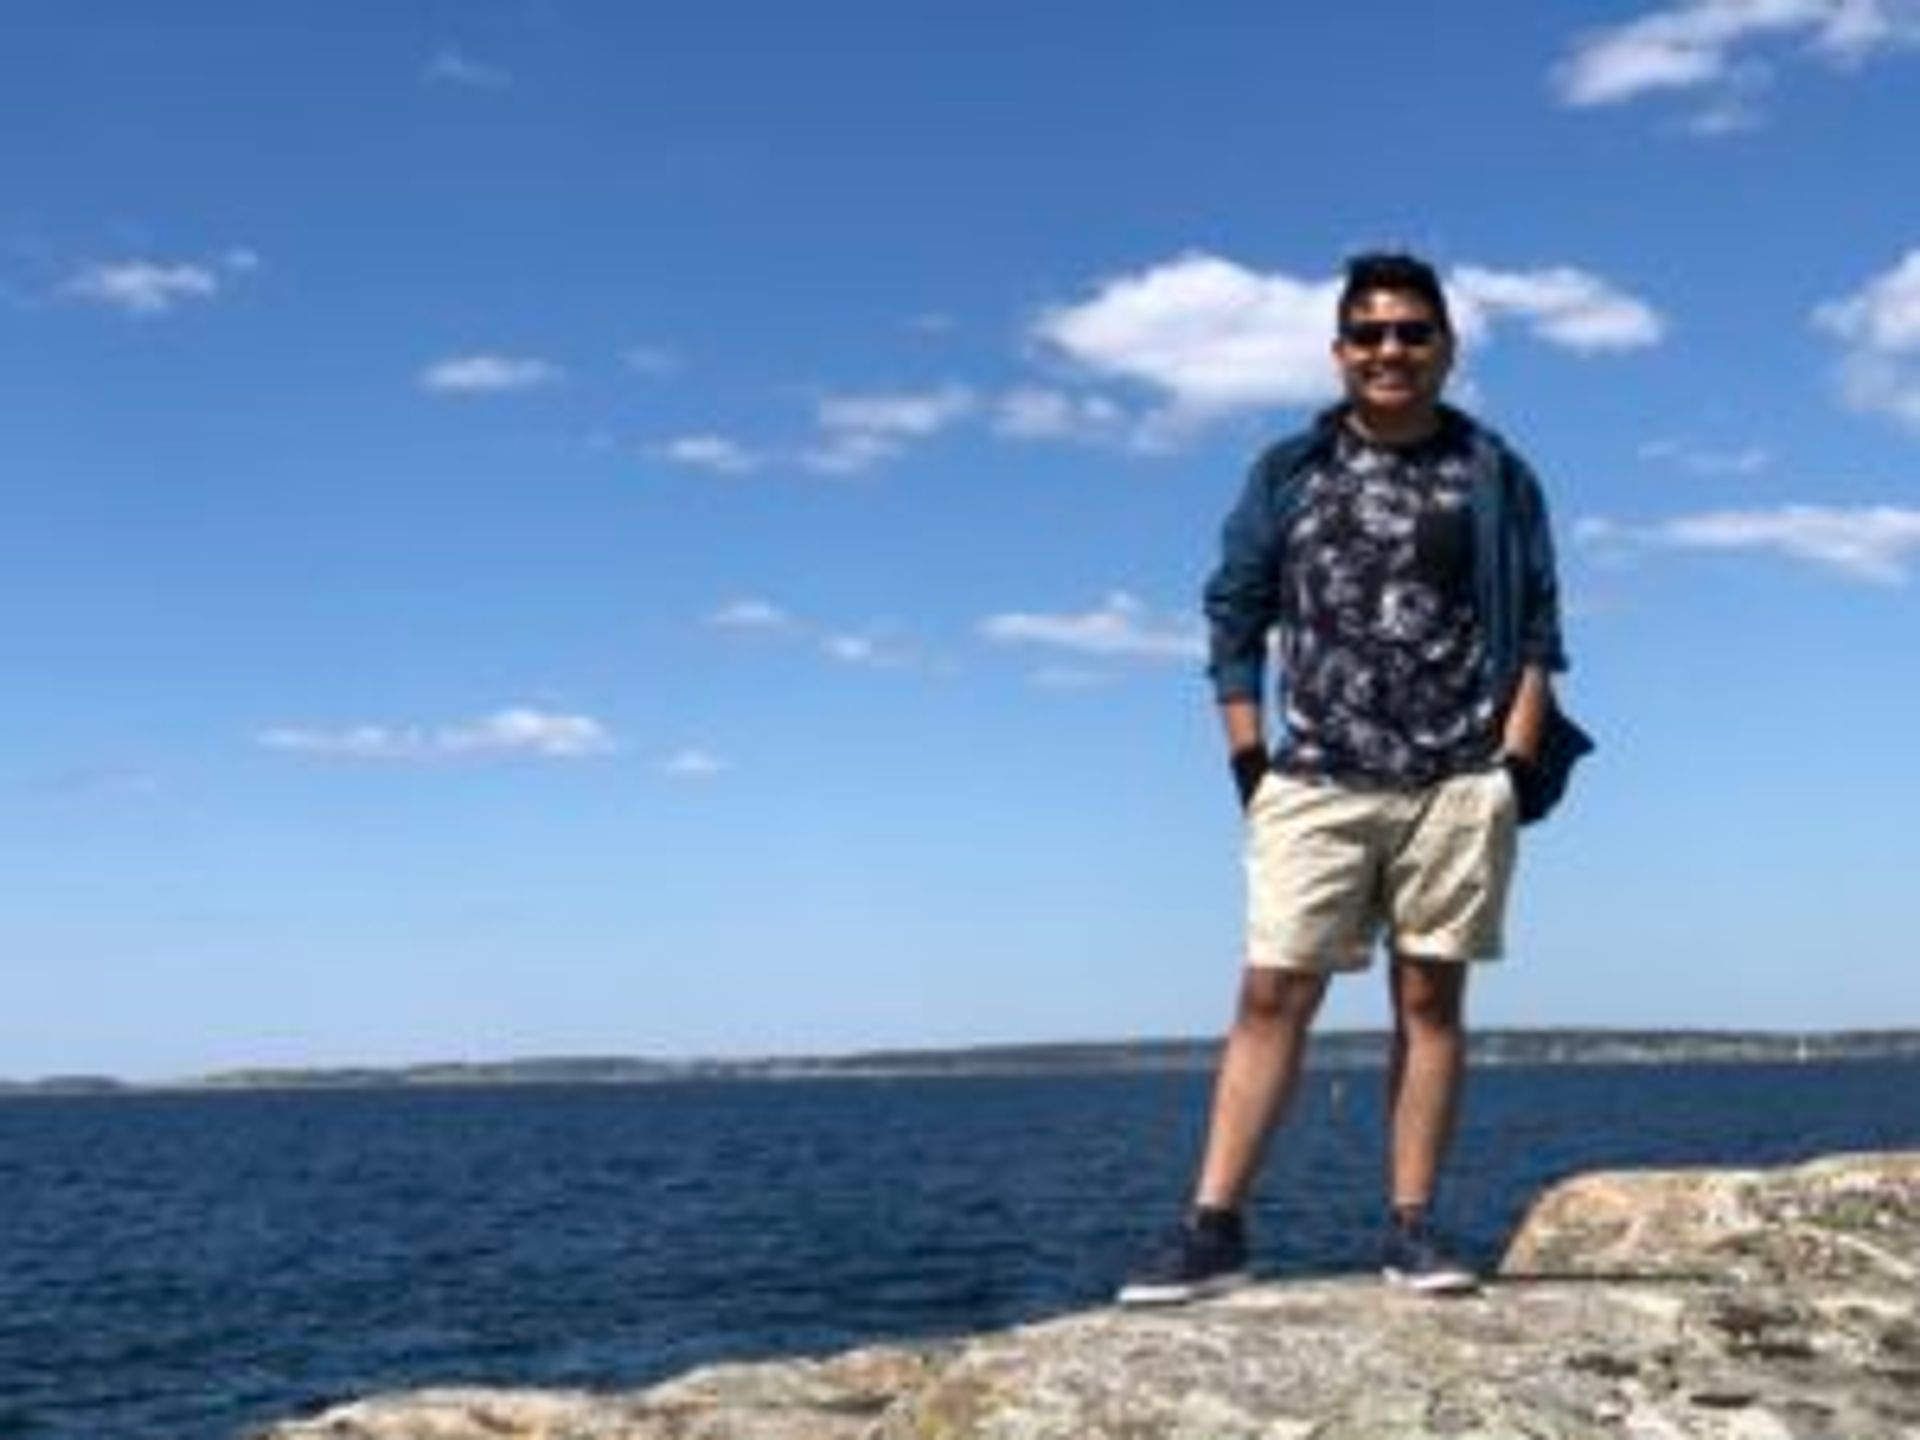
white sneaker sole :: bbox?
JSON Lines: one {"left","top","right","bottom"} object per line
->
{"left": 1116, "top": 1270, "right": 1250, "bottom": 1307}
{"left": 1383, "top": 1266, "right": 1478, "bottom": 1296}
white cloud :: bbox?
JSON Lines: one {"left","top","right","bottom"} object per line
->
{"left": 1680, "top": 69, "right": 1772, "bottom": 132}
{"left": 1032, "top": 253, "right": 1340, "bottom": 435}
{"left": 32, "top": 766, "right": 166, "bottom": 802}
{"left": 820, "top": 630, "right": 922, "bottom": 668}
{"left": 1578, "top": 504, "right": 1920, "bottom": 583}
{"left": 1816, "top": 249, "right": 1920, "bottom": 350}
{"left": 817, "top": 384, "right": 976, "bottom": 437}
{"left": 1028, "top": 253, "right": 1664, "bottom": 442}
{"left": 705, "top": 598, "right": 928, "bottom": 671}
{"left": 992, "top": 386, "right": 1129, "bottom": 443}
{"left": 1450, "top": 267, "right": 1668, "bottom": 352}
{"left": 1814, "top": 250, "right": 1920, "bottom": 431}
{"left": 419, "top": 354, "right": 562, "bottom": 395}
{"left": 802, "top": 384, "right": 975, "bottom": 473}
{"left": 62, "top": 248, "right": 261, "bottom": 317}
{"left": 623, "top": 345, "right": 680, "bottom": 378}
{"left": 1558, "top": 13, "right": 1730, "bottom": 104}
{"left": 426, "top": 47, "right": 513, "bottom": 88}
{"left": 1555, "top": 0, "right": 1920, "bottom": 123}
{"left": 1830, "top": 357, "right": 1920, "bottom": 429}
{"left": 1573, "top": 515, "right": 1624, "bottom": 544}
{"left": 1640, "top": 438, "right": 1774, "bottom": 475}
{"left": 440, "top": 709, "right": 612, "bottom": 757}
{"left": 659, "top": 747, "right": 728, "bottom": 779}
{"left": 707, "top": 597, "right": 795, "bottom": 631}
{"left": 653, "top": 433, "right": 764, "bottom": 474}
{"left": 980, "top": 591, "right": 1203, "bottom": 662}
{"left": 258, "top": 707, "right": 615, "bottom": 762}
{"left": 822, "top": 634, "right": 881, "bottom": 665}
{"left": 801, "top": 432, "right": 899, "bottom": 476}
{"left": 66, "top": 260, "right": 218, "bottom": 316}
{"left": 1028, "top": 665, "right": 1114, "bottom": 691}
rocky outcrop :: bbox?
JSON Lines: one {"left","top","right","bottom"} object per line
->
{"left": 250, "top": 1348, "right": 944, "bottom": 1440}
{"left": 257, "top": 1151, "right": 1920, "bottom": 1440}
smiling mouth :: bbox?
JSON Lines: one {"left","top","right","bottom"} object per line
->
{"left": 1362, "top": 368, "right": 1419, "bottom": 389}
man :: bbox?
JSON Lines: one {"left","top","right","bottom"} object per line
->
{"left": 1119, "top": 251, "right": 1577, "bottom": 1304}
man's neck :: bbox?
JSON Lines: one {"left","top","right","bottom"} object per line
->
{"left": 1343, "top": 404, "right": 1442, "bottom": 449}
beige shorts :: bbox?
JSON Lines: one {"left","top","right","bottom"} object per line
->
{"left": 1244, "top": 768, "right": 1518, "bottom": 972}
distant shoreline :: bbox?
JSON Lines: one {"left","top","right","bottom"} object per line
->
{"left": 7, "top": 1027, "right": 1920, "bottom": 1097}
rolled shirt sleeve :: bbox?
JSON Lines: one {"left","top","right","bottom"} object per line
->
{"left": 1204, "top": 451, "right": 1286, "bottom": 704}
{"left": 1509, "top": 454, "right": 1568, "bottom": 675}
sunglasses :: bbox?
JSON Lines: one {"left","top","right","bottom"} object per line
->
{"left": 1340, "top": 319, "right": 1441, "bottom": 350}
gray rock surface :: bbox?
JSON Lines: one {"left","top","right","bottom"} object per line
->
{"left": 255, "top": 1150, "right": 1920, "bottom": 1439}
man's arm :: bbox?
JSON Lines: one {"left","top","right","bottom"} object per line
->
{"left": 1500, "top": 664, "right": 1550, "bottom": 764}
{"left": 1221, "top": 696, "right": 1264, "bottom": 755}
{"left": 1205, "top": 449, "right": 1287, "bottom": 809}
{"left": 1222, "top": 697, "right": 1268, "bottom": 808}
{"left": 1500, "top": 663, "right": 1564, "bottom": 823}
{"left": 1496, "top": 448, "right": 1576, "bottom": 822}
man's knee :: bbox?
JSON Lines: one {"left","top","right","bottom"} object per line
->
{"left": 1393, "top": 957, "right": 1468, "bottom": 1033}
{"left": 1235, "top": 967, "right": 1328, "bottom": 1031}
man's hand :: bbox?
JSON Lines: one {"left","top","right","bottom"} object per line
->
{"left": 1500, "top": 664, "right": 1552, "bottom": 823}
{"left": 1230, "top": 746, "right": 1271, "bottom": 810}
{"left": 1220, "top": 698, "right": 1268, "bottom": 810}
{"left": 1502, "top": 751, "right": 1549, "bottom": 824}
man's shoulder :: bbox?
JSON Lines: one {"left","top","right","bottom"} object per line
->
{"left": 1437, "top": 404, "right": 1500, "bottom": 452}
{"left": 1437, "top": 407, "right": 1544, "bottom": 491}
{"left": 1249, "top": 409, "right": 1342, "bottom": 481}
{"left": 1250, "top": 433, "right": 1317, "bottom": 482}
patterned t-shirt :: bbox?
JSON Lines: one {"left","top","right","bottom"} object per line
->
{"left": 1274, "top": 426, "right": 1499, "bottom": 786}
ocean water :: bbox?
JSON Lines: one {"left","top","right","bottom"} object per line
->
{"left": 3, "top": 1060, "right": 1918, "bottom": 1440}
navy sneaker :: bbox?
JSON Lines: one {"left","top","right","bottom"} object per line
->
{"left": 1116, "top": 1210, "right": 1250, "bottom": 1307}
{"left": 1381, "top": 1213, "right": 1477, "bottom": 1295}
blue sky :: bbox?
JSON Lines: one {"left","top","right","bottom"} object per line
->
{"left": 6, "top": 2, "right": 1920, "bottom": 1081}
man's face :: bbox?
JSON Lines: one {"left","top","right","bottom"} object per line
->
{"left": 1333, "top": 289, "right": 1453, "bottom": 427}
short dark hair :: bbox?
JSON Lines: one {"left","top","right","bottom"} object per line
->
{"left": 1338, "top": 251, "right": 1452, "bottom": 336}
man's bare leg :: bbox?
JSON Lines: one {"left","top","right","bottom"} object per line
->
{"left": 1118, "top": 966, "right": 1329, "bottom": 1305}
{"left": 1384, "top": 955, "right": 1468, "bottom": 1209}
{"left": 1195, "top": 967, "right": 1329, "bottom": 1209}
{"left": 1381, "top": 955, "right": 1476, "bottom": 1291}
